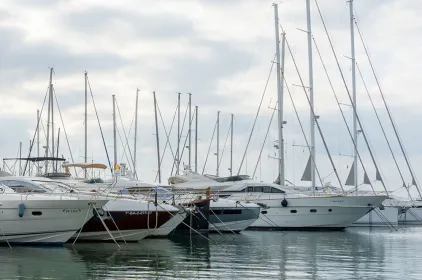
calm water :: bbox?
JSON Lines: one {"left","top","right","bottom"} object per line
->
{"left": 1, "top": 227, "right": 422, "bottom": 279}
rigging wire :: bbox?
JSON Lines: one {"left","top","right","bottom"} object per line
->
{"left": 86, "top": 76, "right": 113, "bottom": 175}
{"left": 237, "top": 54, "right": 277, "bottom": 175}
{"left": 356, "top": 62, "right": 408, "bottom": 191}
{"left": 155, "top": 104, "right": 177, "bottom": 183}
{"left": 253, "top": 102, "right": 277, "bottom": 178}
{"left": 313, "top": 0, "right": 389, "bottom": 194}
{"left": 282, "top": 30, "right": 342, "bottom": 191}
{"left": 218, "top": 117, "right": 232, "bottom": 169}
{"left": 171, "top": 100, "right": 189, "bottom": 175}
{"left": 22, "top": 86, "right": 49, "bottom": 175}
{"left": 353, "top": 14, "right": 422, "bottom": 198}
{"left": 52, "top": 87, "right": 78, "bottom": 176}
{"left": 202, "top": 120, "right": 217, "bottom": 175}
{"left": 284, "top": 77, "right": 324, "bottom": 187}
{"left": 312, "top": 36, "right": 375, "bottom": 194}
{"left": 115, "top": 98, "right": 136, "bottom": 174}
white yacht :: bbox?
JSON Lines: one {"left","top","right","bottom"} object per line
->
{"left": 168, "top": 171, "right": 388, "bottom": 230}
{"left": 0, "top": 181, "right": 108, "bottom": 245}
{"left": 287, "top": 185, "right": 398, "bottom": 227}
{"left": 0, "top": 177, "right": 186, "bottom": 242}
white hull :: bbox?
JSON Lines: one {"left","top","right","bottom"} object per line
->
{"left": 234, "top": 195, "right": 386, "bottom": 229}
{"left": 351, "top": 206, "right": 398, "bottom": 227}
{"left": 72, "top": 229, "right": 150, "bottom": 242}
{"left": 0, "top": 198, "right": 103, "bottom": 244}
{"left": 148, "top": 212, "right": 188, "bottom": 237}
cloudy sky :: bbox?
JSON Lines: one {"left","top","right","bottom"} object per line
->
{"left": 0, "top": 0, "right": 421, "bottom": 198}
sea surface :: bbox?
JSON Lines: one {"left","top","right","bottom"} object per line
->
{"left": 1, "top": 227, "right": 422, "bottom": 279}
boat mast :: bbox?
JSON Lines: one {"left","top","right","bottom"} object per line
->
{"left": 216, "top": 111, "right": 220, "bottom": 176}
{"left": 84, "top": 71, "right": 88, "bottom": 178}
{"left": 176, "top": 92, "right": 181, "bottom": 175}
{"left": 112, "top": 94, "right": 117, "bottom": 176}
{"left": 134, "top": 88, "right": 139, "bottom": 178}
{"left": 51, "top": 71, "right": 55, "bottom": 170}
{"left": 37, "top": 109, "right": 40, "bottom": 174}
{"left": 153, "top": 91, "right": 161, "bottom": 183}
{"left": 230, "top": 113, "right": 234, "bottom": 176}
{"left": 19, "top": 142, "right": 22, "bottom": 176}
{"left": 45, "top": 67, "right": 53, "bottom": 174}
{"left": 195, "top": 105, "right": 198, "bottom": 173}
{"left": 274, "top": 3, "right": 286, "bottom": 186}
{"left": 305, "top": 0, "right": 316, "bottom": 194}
{"left": 349, "top": 0, "right": 358, "bottom": 194}
{"left": 188, "top": 93, "right": 192, "bottom": 170}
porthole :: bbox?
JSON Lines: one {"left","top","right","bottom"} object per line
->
{"left": 328, "top": 209, "right": 332, "bottom": 212}
{"left": 32, "top": 211, "right": 42, "bottom": 216}
{"left": 290, "top": 210, "right": 297, "bottom": 213}
{"left": 261, "top": 210, "right": 268, "bottom": 215}
{"left": 310, "top": 209, "right": 317, "bottom": 213}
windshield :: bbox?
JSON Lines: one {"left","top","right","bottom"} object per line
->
{"left": 214, "top": 175, "right": 250, "bottom": 183}
{"left": 32, "top": 180, "right": 71, "bottom": 193}
{"left": 0, "top": 180, "right": 46, "bottom": 193}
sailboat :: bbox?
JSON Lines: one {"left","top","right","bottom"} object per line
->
{"left": 167, "top": 3, "right": 387, "bottom": 231}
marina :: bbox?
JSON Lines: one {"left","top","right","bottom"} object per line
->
{"left": 0, "top": 0, "right": 421, "bottom": 279}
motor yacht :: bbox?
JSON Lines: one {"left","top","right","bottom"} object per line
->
{"left": 168, "top": 171, "right": 388, "bottom": 230}
{"left": 0, "top": 180, "right": 108, "bottom": 245}
{"left": 0, "top": 177, "right": 185, "bottom": 242}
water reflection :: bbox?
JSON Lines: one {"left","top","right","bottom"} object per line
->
{"left": 1, "top": 228, "right": 422, "bottom": 279}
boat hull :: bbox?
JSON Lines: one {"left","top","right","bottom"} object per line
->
{"left": 72, "top": 200, "right": 181, "bottom": 242}
{"left": 237, "top": 195, "right": 386, "bottom": 230}
{"left": 209, "top": 201, "right": 260, "bottom": 232}
{"left": 351, "top": 206, "right": 398, "bottom": 227}
{"left": 0, "top": 198, "right": 102, "bottom": 244}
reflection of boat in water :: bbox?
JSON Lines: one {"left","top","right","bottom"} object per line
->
{"left": 0, "top": 246, "right": 87, "bottom": 279}
{"left": 69, "top": 239, "right": 199, "bottom": 278}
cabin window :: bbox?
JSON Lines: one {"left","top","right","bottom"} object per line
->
{"left": 247, "top": 187, "right": 253, "bottom": 192}
{"left": 1, "top": 180, "right": 46, "bottom": 193}
{"left": 263, "top": 186, "right": 271, "bottom": 193}
{"left": 211, "top": 209, "right": 242, "bottom": 215}
{"left": 271, "top": 187, "right": 285, "bottom": 194}
{"left": 310, "top": 209, "right": 317, "bottom": 213}
{"left": 261, "top": 210, "right": 268, "bottom": 214}
{"left": 328, "top": 209, "right": 332, "bottom": 212}
{"left": 254, "top": 186, "right": 263, "bottom": 193}
{"left": 32, "top": 211, "right": 42, "bottom": 216}
{"left": 290, "top": 210, "right": 297, "bottom": 213}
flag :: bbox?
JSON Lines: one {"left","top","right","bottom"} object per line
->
{"left": 114, "top": 163, "right": 120, "bottom": 171}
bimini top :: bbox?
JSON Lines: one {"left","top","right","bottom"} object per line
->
{"left": 62, "top": 162, "right": 107, "bottom": 169}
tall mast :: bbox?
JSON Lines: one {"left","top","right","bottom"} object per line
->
{"left": 112, "top": 95, "right": 117, "bottom": 175}
{"left": 153, "top": 91, "right": 161, "bottom": 183}
{"left": 37, "top": 109, "right": 40, "bottom": 174}
{"left": 19, "top": 142, "right": 22, "bottom": 176}
{"left": 45, "top": 67, "right": 53, "bottom": 174}
{"left": 188, "top": 93, "right": 192, "bottom": 170}
{"left": 84, "top": 71, "right": 88, "bottom": 178}
{"left": 230, "top": 113, "right": 234, "bottom": 176}
{"left": 51, "top": 70, "right": 54, "bottom": 167}
{"left": 134, "top": 88, "right": 139, "bottom": 178}
{"left": 274, "top": 3, "right": 286, "bottom": 186}
{"left": 216, "top": 111, "right": 220, "bottom": 176}
{"left": 195, "top": 105, "right": 198, "bottom": 173}
{"left": 177, "top": 92, "right": 181, "bottom": 175}
{"left": 56, "top": 128, "right": 61, "bottom": 161}
{"left": 349, "top": 0, "right": 358, "bottom": 194}
{"left": 305, "top": 0, "right": 316, "bottom": 194}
